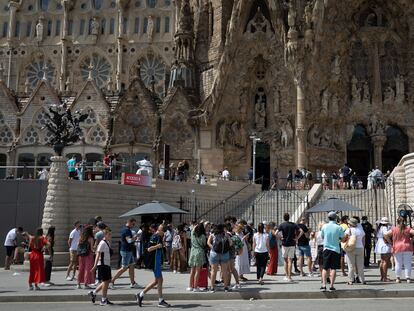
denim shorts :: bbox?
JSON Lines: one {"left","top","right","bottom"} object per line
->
{"left": 120, "top": 251, "right": 134, "bottom": 268}
{"left": 296, "top": 245, "right": 311, "bottom": 258}
{"left": 209, "top": 251, "right": 230, "bottom": 265}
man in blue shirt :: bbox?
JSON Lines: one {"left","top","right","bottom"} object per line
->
{"left": 110, "top": 218, "right": 139, "bottom": 289}
{"left": 320, "top": 211, "right": 346, "bottom": 292}
{"left": 136, "top": 224, "right": 171, "bottom": 308}
{"left": 67, "top": 155, "right": 77, "bottom": 179}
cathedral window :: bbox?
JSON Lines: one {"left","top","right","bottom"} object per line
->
{"left": 109, "top": 18, "right": 115, "bottom": 34}
{"left": 147, "top": 0, "right": 157, "bottom": 8}
{"left": 164, "top": 16, "right": 170, "bottom": 33}
{"left": 156, "top": 17, "right": 161, "bottom": 33}
{"left": 47, "top": 20, "right": 52, "bottom": 36}
{"left": 134, "top": 18, "right": 140, "bottom": 33}
{"left": 80, "top": 54, "right": 111, "bottom": 87}
{"left": 143, "top": 18, "right": 148, "bottom": 33}
{"left": 34, "top": 109, "right": 49, "bottom": 127}
{"left": 26, "top": 60, "right": 55, "bottom": 86}
{"left": 101, "top": 19, "right": 106, "bottom": 34}
{"left": 93, "top": 0, "right": 103, "bottom": 10}
{"left": 2, "top": 22, "right": 8, "bottom": 38}
{"left": 123, "top": 18, "right": 128, "bottom": 35}
{"left": 55, "top": 20, "right": 61, "bottom": 36}
{"left": 23, "top": 127, "right": 40, "bottom": 144}
{"left": 139, "top": 54, "right": 165, "bottom": 88}
{"left": 39, "top": 0, "right": 49, "bottom": 11}
{"left": 88, "top": 125, "right": 106, "bottom": 144}
{"left": 80, "top": 19, "right": 85, "bottom": 35}
{"left": 26, "top": 21, "right": 32, "bottom": 37}
{"left": 68, "top": 20, "right": 73, "bottom": 36}
{"left": 0, "top": 126, "right": 13, "bottom": 145}
{"left": 14, "top": 21, "right": 20, "bottom": 38}
{"left": 83, "top": 108, "right": 98, "bottom": 126}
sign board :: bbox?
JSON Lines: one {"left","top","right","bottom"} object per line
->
{"left": 121, "top": 173, "right": 152, "bottom": 187}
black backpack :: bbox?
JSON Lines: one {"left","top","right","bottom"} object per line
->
{"left": 212, "top": 233, "right": 230, "bottom": 254}
{"left": 77, "top": 240, "right": 90, "bottom": 257}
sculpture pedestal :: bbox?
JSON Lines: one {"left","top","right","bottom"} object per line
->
{"left": 41, "top": 156, "right": 70, "bottom": 253}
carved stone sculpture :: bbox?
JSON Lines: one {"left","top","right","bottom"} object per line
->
{"left": 273, "top": 88, "right": 280, "bottom": 115}
{"left": 218, "top": 122, "right": 227, "bottom": 147}
{"left": 247, "top": 7, "right": 271, "bottom": 34}
{"left": 368, "top": 115, "right": 385, "bottom": 136}
{"left": 362, "top": 81, "right": 370, "bottom": 105}
{"left": 331, "top": 94, "right": 339, "bottom": 117}
{"left": 148, "top": 16, "right": 155, "bottom": 40}
{"left": 321, "top": 89, "right": 330, "bottom": 116}
{"left": 331, "top": 55, "right": 341, "bottom": 82}
{"left": 383, "top": 86, "right": 395, "bottom": 105}
{"left": 91, "top": 17, "right": 100, "bottom": 36}
{"left": 280, "top": 119, "right": 294, "bottom": 148}
{"left": 351, "top": 76, "right": 361, "bottom": 105}
{"left": 395, "top": 75, "right": 405, "bottom": 105}
{"left": 36, "top": 18, "right": 44, "bottom": 42}
{"left": 308, "top": 125, "right": 321, "bottom": 146}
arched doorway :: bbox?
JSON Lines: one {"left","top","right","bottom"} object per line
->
{"left": 254, "top": 142, "right": 270, "bottom": 189}
{"left": 347, "top": 125, "right": 373, "bottom": 179}
{"left": 382, "top": 126, "right": 408, "bottom": 172}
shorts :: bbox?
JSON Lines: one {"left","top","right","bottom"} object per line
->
{"left": 69, "top": 250, "right": 78, "bottom": 265}
{"left": 209, "top": 251, "right": 230, "bottom": 265}
{"left": 69, "top": 171, "right": 77, "bottom": 178}
{"left": 322, "top": 249, "right": 341, "bottom": 270}
{"left": 97, "top": 265, "right": 112, "bottom": 282}
{"left": 296, "top": 245, "right": 311, "bottom": 258}
{"left": 120, "top": 251, "right": 134, "bottom": 268}
{"left": 153, "top": 256, "right": 163, "bottom": 279}
{"left": 5, "top": 246, "right": 15, "bottom": 257}
{"left": 282, "top": 246, "right": 296, "bottom": 259}
{"left": 344, "top": 175, "right": 350, "bottom": 183}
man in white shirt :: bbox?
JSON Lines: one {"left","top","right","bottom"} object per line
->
{"left": 66, "top": 221, "right": 81, "bottom": 281}
{"left": 4, "top": 227, "right": 23, "bottom": 270}
{"left": 136, "top": 156, "right": 153, "bottom": 177}
{"left": 222, "top": 167, "right": 230, "bottom": 181}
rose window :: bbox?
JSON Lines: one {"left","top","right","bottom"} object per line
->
{"left": 34, "top": 109, "right": 49, "bottom": 127}
{"left": 80, "top": 54, "right": 111, "bottom": 87}
{"left": 84, "top": 108, "right": 98, "bottom": 126}
{"left": 23, "top": 127, "right": 40, "bottom": 144}
{"left": 43, "top": 129, "right": 53, "bottom": 144}
{"left": 116, "top": 127, "right": 134, "bottom": 144}
{"left": 139, "top": 55, "right": 165, "bottom": 88}
{"left": 26, "top": 60, "right": 55, "bottom": 87}
{"left": 0, "top": 126, "right": 13, "bottom": 144}
{"left": 89, "top": 125, "right": 106, "bottom": 143}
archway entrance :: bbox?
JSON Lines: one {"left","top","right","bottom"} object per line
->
{"left": 347, "top": 125, "right": 373, "bottom": 180}
{"left": 254, "top": 142, "right": 270, "bottom": 189}
{"left": 382, "top": 126, "right": 408, "bottom": 172}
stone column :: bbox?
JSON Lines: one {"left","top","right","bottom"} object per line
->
{"left": 371, "top": 135, "right": 386, "bottom": 170}
{"left": 60, "top": 3, "right": 69, "bottom": 92}
{"left": 295, "top": 74, "right": 307, "bottom": 170}
{"left": 7, "top": 2, "right": 18, "bottom": 41}
{"left": 116, "top": 5, "right": 124, "bottom": 91}
{"left": 41, "top": 156, "right": 70, "bottom": 252}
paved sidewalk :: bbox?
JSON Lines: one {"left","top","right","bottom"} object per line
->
{"left": 1, "top": 267, "right": 414, "bottom": 302}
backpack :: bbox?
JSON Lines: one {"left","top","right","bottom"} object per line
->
{"left": 77, "top": 240, "right": 90, "bottom": 257}
{"left": 269, "top": 232, "right": 276, "bottom": 249}
{"left": 232, "top": 235, "right": 244, "bottom": 253}
{"left": 172, "top": 233, "right": 182, "bottom": 250}
{"left": 212, "top": 233, "right": 230, "bottom": 254}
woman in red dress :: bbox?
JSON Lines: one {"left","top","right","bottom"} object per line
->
{"left": 266, "top": 223, "right": 278, "bottom": 275}
{"left": 28, "top": 228, "right": 49, "bottom": 290}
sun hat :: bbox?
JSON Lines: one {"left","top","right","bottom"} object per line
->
{"left": 348, "top": 218, "right": 358, "bottom": 227}
{"left": 380, "top": 217, "right": 389, "bottom": 224}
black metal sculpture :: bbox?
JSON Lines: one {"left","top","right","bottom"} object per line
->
{"left": 43, "top": 103, "right": 88, "bottom": 156}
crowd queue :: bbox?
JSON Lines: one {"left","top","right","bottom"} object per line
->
{"left": 4, "top": 211, "right": 414, "bottom": 307}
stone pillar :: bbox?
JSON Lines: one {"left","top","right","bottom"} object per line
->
{"left": 371, "top": 135, "right": 386, "bottom": 170}
{"left": 60, "top": 3, "right": 69, "bottom": 92}
{"left": 116, "top": 6, "right": 124, "bottom": 91}
{"left": 41, "top": 156, "right": 70, "bottom": 252}
{"left": 295, "top": 75, "right": 307, "bottom": 170}
{"left": 7, "top": 2, "right": 18, "bottom": 41}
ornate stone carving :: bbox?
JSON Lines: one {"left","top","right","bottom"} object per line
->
{"left": 273, "top": 87, "right": 280, "bottom": 115}
{"left": 91, "top": 17, "right": 100, "bottom": 36}
{"left": 331, "top": 55, "right": 341, "bottom": 82}
{"left": 321, "top": 89, "right": 330, "bottom": 116}
{"left": 368, "top": 114, "right": 386, "bottom": 136}
{"left": 383, "top": 85, "right": 395, "bottom": 105}
{"left": 351, "top": 76, "right": 361, "bottom": 105}
{"left": 36, "top": 17, "right": 44, "bottom": 42}
{"left": 255, "top": 88, "right": 266, "bottom": 129}
{"left": 148, "top": 16, "right": 155, "bottom": 41}
{"left": 362, "top": 81, "right": 370, "bottom": 105}
{"left": 246, "top": 7, "right": 272, "bottom": 35}
{"left": 395, "top": 75, "right": 405, "bottom": 105}
{"left": 216, "top": 120, "right": 246, "bottom": 149}
{"left": 308, "top": 124, "right": 341, "bottom": 150}
{"left": 280, "top": 119, "right": 294, "bottom": 148}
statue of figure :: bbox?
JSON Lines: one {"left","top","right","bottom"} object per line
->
{"left": 304, "top": 2, "right": 313, "bottom": 29}
{"left": 321, "top": 89, "right": 330, "bottom": 116}
{"left": 368, "top": 115, "right": 385, "bottom": 136}
{"left": 36, "top": 18, "right": 44, "bottom": 42}
{"left": 320, "top": 129, "right": 332, "bottom": 148}
{"left": 331, "top": 94, "right": 339, "bottom": 117}
{"left": 280, "top": 119, "right": 293, "bottom": 148}
{"left": 273, "top": 88, "right": 280, "bottom": 115}
{"left": 288, "top": 2, "right": 296, "bottom": 28}
{"left": 91, "top": 17, "right": 99, "bottom": 36}
{"left": 147, "top": 16, "right": 155, "bottom": 40}
{"left": 218, "top": 122, "right": 227, "bottom": 147}
{"left": 331, "top": 55, "right": 341, "bottom": 81}
{"left": 255, "top": 99, "right": 266, "bottom": 129}
{"left": 308, "top": 125, "right": 321, "bottom": 146}
{"left": 351, "top": 76, "right": 361, "bottom": 105}
{"left": 383, "top": 86, "right": 395, "bottom": 105}
{"left": 239, "top": 88, "right": 248, "bottom": 121}
{"left": 362, "top": 81, "right": 370, "bottom": 105}
{"left": 231, "top": 121, "right": 240, "bottom": 147}
{"left": 395, "top": 75, "right": 405, "bottom": 104}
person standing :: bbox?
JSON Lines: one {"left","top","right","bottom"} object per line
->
{"left": 111, "top": 218, "right": 139, "bottom": 288}
{"left": 188, "top": 223, "right": 207, "bottom": 292}
{"left": 341, "top": 163, "right": 352, "bottom": 189}
{"left": 266, "top": 222, "right": 278, "bottom": 276}
{"left": 163, "top": 224, "right": 173, "bottom": 266}
{"left": 89, "top": 229, "right": 113, "bottom": 306}
{"left": 136, "top": 156, "right": 153, "bottom": 177}
{"left": 28, "top": 228, "right": 49, "bottom": 290}
{"left": 296, "top": 218, "right": 312, "bottom": 277}
{"left": 77, "top": 226, "right": 95, "bottom": 289}
{"left": 375, "top": 217, "right": 392, "bottom": 282}
{"left": 385, "top": 217, "right": 414, "bottom": 283}
{"left": 66, "top": 221, "right": 81, "bottom": 281}
{"left": 67, "top": 155, "right": 77, "bottom": 179}
{"left": 222, "top": 167, "right": 230, "bottom": 181}
{"left": 277, "top": 213, "right": 300, "bottom": 282}
{"left": 170, "top": 224, "right": 187, "bottom": 274}
{"left": 136, "top": 224, "right": 171, "bottom": 308}
{"left": 235, "top": 223, "right": 250, "bottom": 281}
{"left": 345, "top": 218, "right": 366, "bottom": 285}
{"left": 4, "top": 227, "right": 23, "bottom": 270}
{"left": 44, "top": 226, "right": 55, "bottom": 286}
{"left": 361, "top": 216, "right": 374, "bottom": 267}
{"left": 320, "top": 212, "right": 345, "bottom": 291}
{"left": 253, "top": 223, "right": 269, "bottom": 285}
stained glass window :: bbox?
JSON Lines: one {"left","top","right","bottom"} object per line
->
{"left": 147, "top": 0, "right": 157, "bottom": 8}
{"left": 40, "top": 0, "right": 49, "bottom": 11}
{"left": 26, "top": 60, "right": 55, "bottom": 86}
{"left": 23, "top": 127, "right": 40, "bottom": 144}
{"left": 93, "top": 0, "right": 103, "bottom": 9}
{"left": 80, "top": 54, "right": 111, "bottom": 87}
{"left": 139, "top": 54, "right": 165, "bottom": 87}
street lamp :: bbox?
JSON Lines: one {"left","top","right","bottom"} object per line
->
{"left": 250, "top": 134, "right": 261, "bottom": 184}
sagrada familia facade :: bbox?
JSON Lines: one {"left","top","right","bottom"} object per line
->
{"left": 0, "top": 0, "right": 413, "bottom": 183}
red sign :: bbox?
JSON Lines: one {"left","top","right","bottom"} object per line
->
{"left": 121, "top": 173, "right": 152, "bottom": 187}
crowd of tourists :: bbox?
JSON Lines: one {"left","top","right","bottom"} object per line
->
{"left": 5, "top": 211, "right": 414, "bottom": 307}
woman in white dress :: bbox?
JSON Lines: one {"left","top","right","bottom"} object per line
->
{"left": 235, "top": 224, "right": 250, "bottom": 281}
{"left": 375, "top": 217, "right": 392, "bottom": 282}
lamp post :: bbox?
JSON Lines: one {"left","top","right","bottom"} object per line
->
{"left": 250, "top": 134, "right": 261, "bottom": 184}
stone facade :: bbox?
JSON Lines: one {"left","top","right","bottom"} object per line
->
{"left": 0, "top": 0, "right": 414, "bottom": 182}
